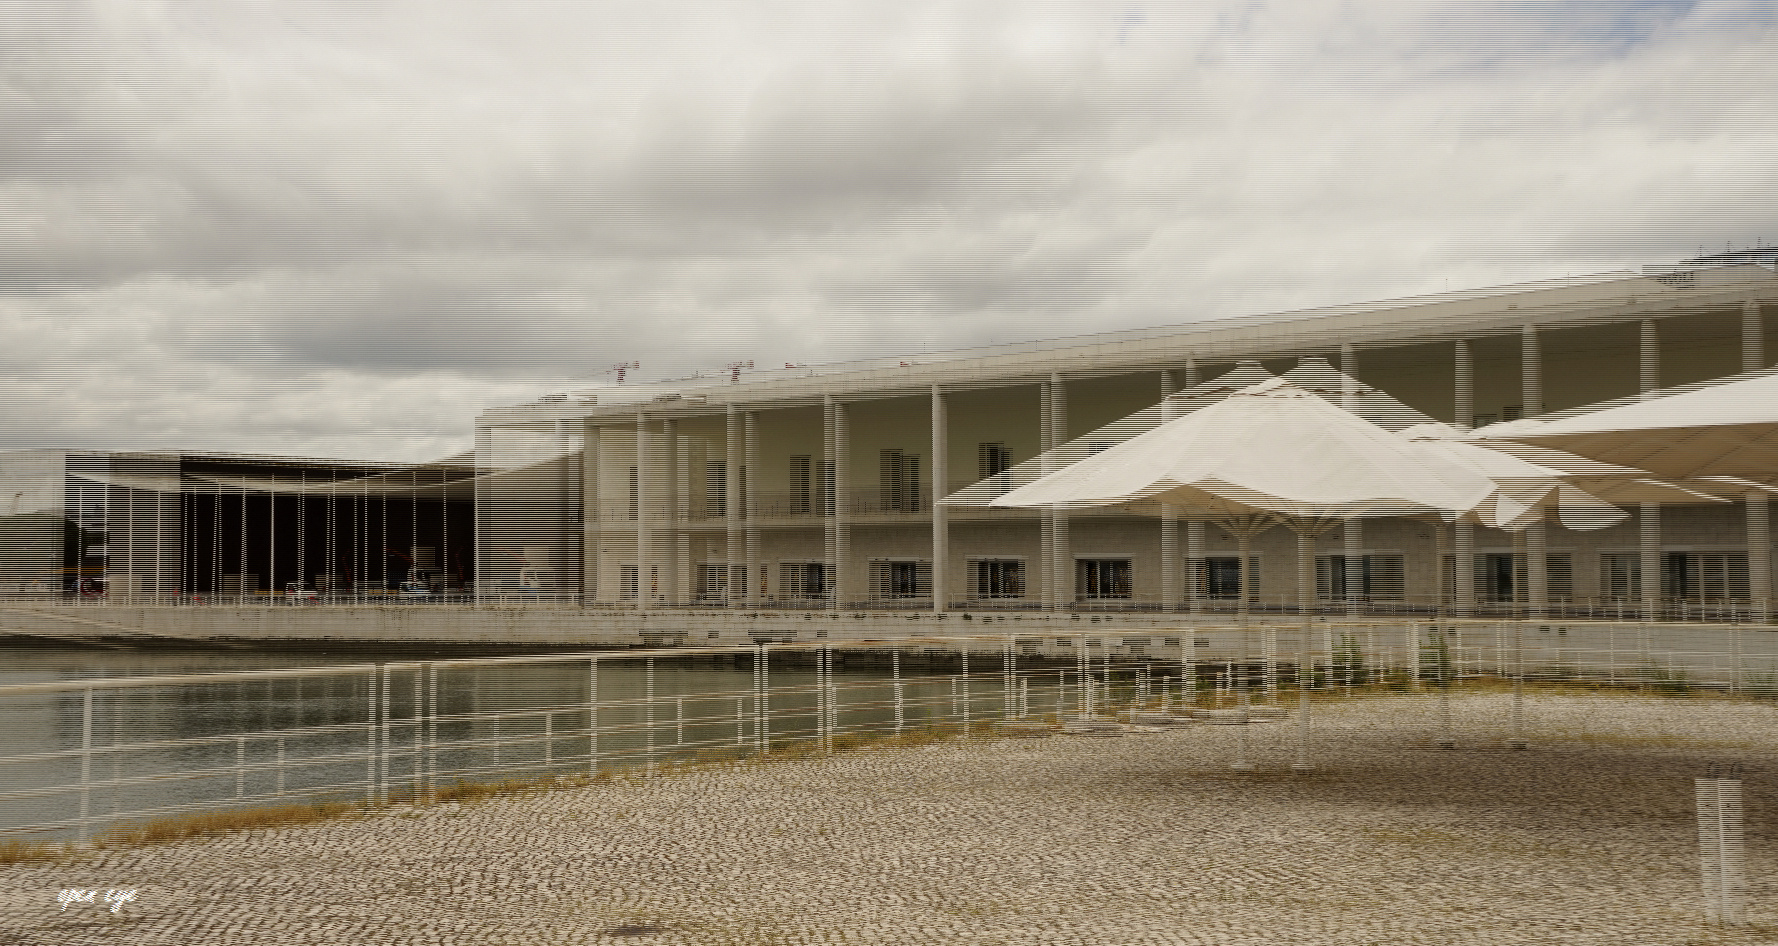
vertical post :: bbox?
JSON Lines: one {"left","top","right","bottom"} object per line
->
{"left": 1294, "top": 531, "right": 1315, "bottom": 773}
{"left": 636, "top": 413, "right": 653, "bottom": 611}
{"left": 1509, "top": 621, "right": 1527, "bottom": 750}
{"left": 379, "top": 664, "right": 390, "bottom": 805}
{"left": 276, "top": 736, "right": 286, "bottom": 797}
{"left": 79, "top": 685, "right": 93, "bottom": 843}
{"left": 366, "top": 668, "right": 378, "bottom": 806}
{"left": 235, "top": 735, "right": 245, "bottom": 799}
{"left": 412, "top": 667, "right": 422, "bottom": 799}
{"left": 645, "top": 656, "right": 655, "bottom": 774}
{"left": 931, "top": 385, "right": 948, "bottom": 612}
{"left": 960, "top": 644, "right": 971, "bottom": 736}
{"left": 675, "top": 697, "right": 683, "bottom": 748}
{"left": 756, "top": 645, "right": 769, "bottom": 755}
{"left": 735, "top": 697, "right": 745, "bottom": 745}
{"left": 587, "top": 657, "right": 598, "bottom": 776}
{"left": 1698, "top": 773, "right": 1748, "bottom": 926}
{"left": 893, "top": 650, "right": 904, "bottom": 733}
{"left": 745, "top": 411, "right": 760, "bottom": 608}
{"left": 427, "top": 663, "right": 438, "bottom": 793}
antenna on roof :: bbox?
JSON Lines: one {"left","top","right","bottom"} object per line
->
{"left": 604, "top": 361, "right": 641, "bottom": 384}
{"left": 724, "top": 360, "right": 754, "bottom": 383}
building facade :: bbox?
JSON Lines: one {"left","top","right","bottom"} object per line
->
{"left": 470, "top": 258, "right": 1775, "bottom": 619}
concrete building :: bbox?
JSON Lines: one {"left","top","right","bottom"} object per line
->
{"left": 476, "top": 254, "right": 1778, "bottom": 623}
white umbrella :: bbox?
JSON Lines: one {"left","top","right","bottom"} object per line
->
{"left": 1398, "top": 423, "right": 1628, "bottom": 532}
{"left": 1482, "top": 370, "right": 1778, "bottom": 480}
{"left": 968, "top": 378, "right": 1498, "bottom": 772}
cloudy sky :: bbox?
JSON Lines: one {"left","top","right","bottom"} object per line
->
{"left": 3, "top": 1, "right": 1776, "bottom": 462}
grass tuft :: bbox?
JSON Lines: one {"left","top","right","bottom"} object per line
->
{"left": 0, "top": 839, "right": 72, "bottom": 865}
{"left": 96, "top": 800, "right": 362, "bottom": 847}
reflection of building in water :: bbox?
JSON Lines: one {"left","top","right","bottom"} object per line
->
{"left": 476, "top": 252, "right": 1778, "bottom": 616}
{"left": 0, "top": 450, "right": 474, "bottom": 599}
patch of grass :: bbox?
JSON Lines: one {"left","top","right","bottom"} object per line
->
{"left": 96, "top": 800, "right": 363, "bottom": 847}
{"left": 0, "top": 839, "right": 72, "bottom": 865}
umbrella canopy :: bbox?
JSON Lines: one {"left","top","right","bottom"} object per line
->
{"left": 1397, "top": 424, "right": 1627, "bottom": 531}
{"left": 1482, "top": 370, "right": 1778, "bottom": 480}
{"left": 973, "top": 378, "right": 1496, "bottom": 519}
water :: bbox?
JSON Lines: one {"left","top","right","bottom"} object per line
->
{"left": 0, "top": 643, "right": 1084, "bottom": 842}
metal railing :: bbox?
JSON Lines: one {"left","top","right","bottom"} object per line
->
{"left": 0, "top": 638, "right": 1170, "bottom": 844}
{"left": 8, "top": 621, "right": 1778, "bottom": 845}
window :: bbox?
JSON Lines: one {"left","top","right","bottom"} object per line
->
{"left": 969, "top": 559, "right": 1025, "bottom": 599}
{"left": 821, "top": 460, "right": 836, "bottom": 516}
{"left": 1316, "top": 554, "right": 1406, "bottom": 601}
{"left": 1663, "top": 551, "right": 1749, "bottom": 600}
{"left": 789, "top": 456, "right": 813, "bottom": 514}
{"left": 1075, "top": 558, "right": 1132, "bottom": 600}
{"left": 779, "top": 562, "right": 829, "bottom": 600}
{"left": 696, "top": 563, "right": 727, "bottom": 601}
{"left": 978, "top": 443, "right": 1012, "bottom": 478}
{"left": 878, "top": 450, "right": 923, "bottom": 513}
{"left": 1439, "top": 552, "right": 1575, "bottom": 601}
{"left": 628, "top": 467, "right": 639, "bottom": 521}
{"left": 707, "top": 461, "right": 726, "bottom": 518}
{"left": 619, "top": 565, "right": 639, "bottom": 600}
{"left": 1502, "top": 404, "right": 1523, "bottom": 422}
{"left": 1599, "top": 553, "right": 1639, "bottom": 599}
{"left": 869, "top": 560, "right": 931, "bottom": 599}
{"left": 1199, "top": 556, "right": 1258, "bottom": 598}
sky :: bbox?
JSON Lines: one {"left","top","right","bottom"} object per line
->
{"left": 2, "top": 1, "right": 1776, "bottom": 462}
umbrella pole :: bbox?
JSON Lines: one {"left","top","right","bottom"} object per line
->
{"left": 1294, "top": 529, "right": 1314, "bottom": 773}
{"left": 1233, "top": 531, "right": 1254, "bottom": 773}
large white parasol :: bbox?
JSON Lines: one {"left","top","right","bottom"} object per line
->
{"left": 963, "top": 378, "right": 1497, "bottom": 772}
{"left": 1480, "top": 370, "right": 1778, "bottom": 480}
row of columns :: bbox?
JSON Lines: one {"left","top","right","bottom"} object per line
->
{"left": 599, "top": 298, "right": 1767, "bottom": 615}
{"left": 1443, "top": 299, "right": 1770, "bottom": 618}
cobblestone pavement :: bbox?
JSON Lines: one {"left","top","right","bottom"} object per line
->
{"left": 4, "top": 690, "right": 1777, "bottom": 945}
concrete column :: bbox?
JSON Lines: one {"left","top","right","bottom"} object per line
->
{"left": 1039, "top": 380, "right": 1054, "bottom": 609}
{"left": 1641, "top": 504, "right": 1663, "bottom": 619}
{"left": 635, "top": 413, "right": 652, "bottom": 611}
{"left": 1049, "top": 372, "right": 1070, "bottom": 611}
{"left": 930, "top": 385, "right": 948, "bottom": 612}
{"left": 1521, "top": 324, "right": 1543, "bottom": 416}
{"left": 1525, "top": 516, "right": 1548, "bottom": 618}
{"left": 1521, "top": 326, "right": 1545, "bottom": 616}
{"left": 745, "top": 411, "right": 760, "bottom": 607}
{"left": 1182, "top": 358, "right": 1201, "bottom": 613}
{"left": 834, "top": 401, "right": 851, "bottom": 608}
{"left": 663, "top": 419, "right": 679, "bottom": 606}
{"left": 1340, "top": 343, "right": 1362, "bottom": 614}
{"left": 1453, "top": 522, "right": 1475, "bottom": 616}
{"left": 1641, "top": 319, "right": 1661, "bottom": 619}
{"left": 726, "top": 405, "right": 742, "bottom": 606}
{"left": 1159, "top": 370, "right": 1178, "bottom": 611}
{"left": 823, "top": 396, "right": 837, "bottom": 608}
{"left": 1748, "top": 492, "right": 1771, "bottom": 619}
{"left": 1743, "top": 299, "right": 1765, "bottom": 373}
{"left": 582, "top": 423, "right": 600, "bottom": 603}
{"left": 1742, "top": 300, "right": 1768, "bottom": 621}
{"left": 1454, "top": 340, "right": 1473, "bottom": 429}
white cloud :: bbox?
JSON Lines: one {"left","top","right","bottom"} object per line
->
{"left": 1, "top": 0, "right": 1775, "bottom": 460}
